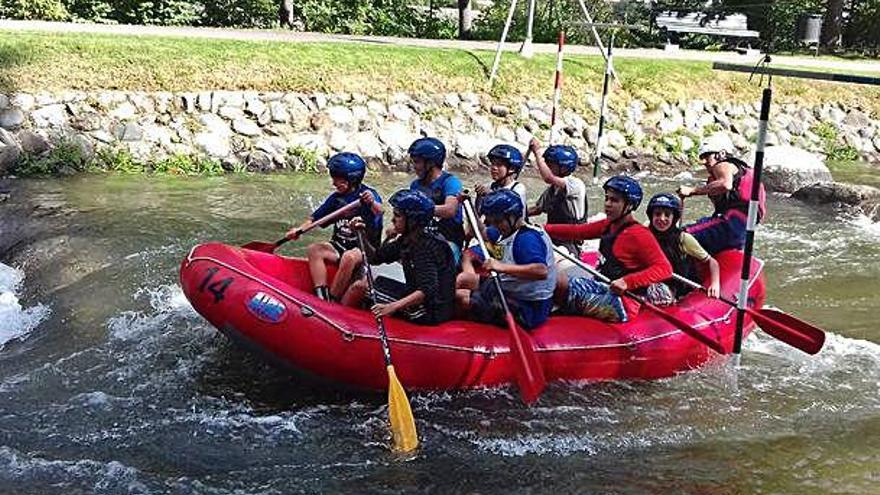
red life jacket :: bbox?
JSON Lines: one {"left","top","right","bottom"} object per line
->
{"left": 709, "top": 157, "right": 766, "bottom": 223}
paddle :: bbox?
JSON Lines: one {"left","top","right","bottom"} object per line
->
{"left": 356, "top": 230, "right": 418, "bottom": 452}
{"left": 241, "top": 200, "right": 361, "bottom": 253}
{"left": 461, "top": 196, "right": 546, "bottom": 405}
{"left": 552, "top": 245, "right": 727, "bottom": 355}
{"left": 672, "top": 273, "right": 825, "bottom": 355}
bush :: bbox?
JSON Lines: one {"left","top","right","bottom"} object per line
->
{"left": 12, "top": 141, "right": 88, "bottom": 176}
{"left": 0, "top": 0, "right": 69, "bottom": 21}
{"left": 811, "top": 122, "right": 859, "bottom": 162}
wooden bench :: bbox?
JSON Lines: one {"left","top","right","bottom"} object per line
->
{"left": 655, "top": 11, "right": 760, "bottom": 54}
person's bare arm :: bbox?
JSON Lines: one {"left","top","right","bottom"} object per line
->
{"left": 434, "top": 195, "right": 460, "bottom": 219}
{"left": 529, "top": 138, "right": 568, "bottom": 189}
{"left": 679, "top": 162, "right": 737, "bottom": 197}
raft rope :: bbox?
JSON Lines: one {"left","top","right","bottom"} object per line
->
{"left": 185, "top": 249, "right": 763, "bottom": 355}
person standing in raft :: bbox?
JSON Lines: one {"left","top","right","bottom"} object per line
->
{"left": 475, "top": 144, "right": 528, "bottom": 218}
{"left": 546, "top": 176, "right": 672, "bottom": 323}
{"left": 457, "top": 189, "right": 557, "bottom": 331}
{"left": 287, "top": 152, "right": 382, "bottom": 302}
{"left": 677, "top": 132, "right": 767, "bottom": 255}
{"left": 407, "top": 137, "right": 466, "bottom": 263}
{"left": 643, "top": 193, "right": 721, "bottom": 306}
{"left": 341, "top": 190, "right": 456, "bottom": 326}
{"left": 527, "top": 138, "right": 587, "bottom": 256}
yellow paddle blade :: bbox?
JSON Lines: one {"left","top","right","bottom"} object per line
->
{"left": 386, "top": 365, "right": 419, "bottom": 452}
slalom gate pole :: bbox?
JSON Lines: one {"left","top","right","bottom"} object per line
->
{"left": 549, "top": 31, "right": 565, "bottom": 144}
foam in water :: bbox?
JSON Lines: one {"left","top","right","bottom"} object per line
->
{"left": 850, "top": 214, "right": 880, "bottom": 237}
{"left": 107, "top": 284, "right": 198, "bottom": 341}
{"left": 0, "top": 263, "right": 49, "bottom": 348}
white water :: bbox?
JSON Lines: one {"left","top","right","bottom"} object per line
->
{"left": 0, "top": 263, "right": 49, "bottom": 348}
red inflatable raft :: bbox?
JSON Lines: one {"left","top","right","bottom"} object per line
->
{"left": 180, "top": 242, "right": 765, "bottom": 390}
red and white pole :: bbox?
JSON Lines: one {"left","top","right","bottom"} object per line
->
{"left": 549, "top": 31, "right": 565, "bottom": 144}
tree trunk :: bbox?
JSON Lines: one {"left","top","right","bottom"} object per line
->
{"left": 458, "top": 0, "right": 473, "bottom": 40}
{"left": 821, "top": 0, "right": 844, "bottom": 49}
{"left": 279, "top": 0, "right": 295, "bottom": 29}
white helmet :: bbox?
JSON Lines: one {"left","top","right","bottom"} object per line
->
{"left": 699, "top": 132, "right": 735, "bottom": 157}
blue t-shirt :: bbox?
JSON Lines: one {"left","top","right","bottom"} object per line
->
{"left": 312, "top": 184, "right": 382, "bottom": 250}
{"left": 409, "top": 172, "right": 464, "bottom": 226}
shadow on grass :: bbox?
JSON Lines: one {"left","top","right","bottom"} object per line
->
{"left": 461, "top": 49, "right": 490, "bottom": 79}
{"left": 0, "top": 41, "right": 29, "bottom": 94}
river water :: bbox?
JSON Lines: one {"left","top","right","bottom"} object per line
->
{"left": 1, "top": 171, "right": 878, "bottom": 494}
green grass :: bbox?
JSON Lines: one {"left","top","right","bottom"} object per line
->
{"left": 3, "top": 30, "right": 880, "bottom": 115}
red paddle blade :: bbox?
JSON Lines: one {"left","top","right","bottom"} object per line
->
{"left": 752, "top": 308, "right": 825, "bottom": 355}
{"left": 505, "top": 313, "right": 546, "bottom": 405}
{"left": 241, "top": 241, "right": 278, "bottom": 253}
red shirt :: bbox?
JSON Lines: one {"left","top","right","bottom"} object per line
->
{"left": 545, "top": 217, "right": 672, "bottom": 289}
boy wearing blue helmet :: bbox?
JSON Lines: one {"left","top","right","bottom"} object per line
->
{"left": 342, "top": 190, "right": 457, "bottom": 325}
{"left": 545, "top": 176, "right": 672, "bottom": 322}
{"left": 287, "top": 152, "right": 383, "bottom": 302}
{"left": 457, "top": 189, "right": 557, "bottom": 330}
{"left": 407, "top": 137, "right": 466, "bottom": 261}
{"left": 475, "top": 144, "right": 528, "bottom": 218}
{"left": 527, "top": 138, "right": 587, "bottom": 256}
{"left": 645, "top": 193, "right": 721, "bottom": 304}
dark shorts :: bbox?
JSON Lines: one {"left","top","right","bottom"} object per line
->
{"left": 369, "top": 276, "right": 429, "bottom": 324}
{"left": 469, "top": 279, "right": 552, "bottom": 330}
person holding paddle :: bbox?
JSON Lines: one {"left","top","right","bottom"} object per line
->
{"left": 407, "top": 137, "right": 466, "bottom": 264}
{"left": 644, "top": 193, "right": 721, "bottom": 305}
{"left": 457, "top": 189, "right": 557, "bottom": 331}
{"left": 546, "top": 176, "right": 671, "bottom": 322}
{"left": 341, "top": 190, "right": 456, "bottom": 326}
{"left": 677, "top": 132, "right": 767, "bottom": 255}
{"left": 286, "top": 152, "right": 383, "bottom": 302}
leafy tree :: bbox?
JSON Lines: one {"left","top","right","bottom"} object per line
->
{"left": 0, "top": 0, "right": 69, "bottom": 20}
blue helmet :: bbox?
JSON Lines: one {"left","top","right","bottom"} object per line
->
{"left": 646, "top": 193, "right": 682, "bottom": 220}
{"left": 408, "top": 137, "right": 446, "bottom": 169}
{"left": 603, "top": 175, "right": 643, "bottom": 210}
{"left": 543, "top": 145, "right": 578, "bottom": 175}
{"left": 389, "top": 189, "right": 435, "bottom": 227}
{"left": 480, "top": 189, "right": 524, "bottom": 219}
{"left": 487, "top": 144, "right": 524, "bottom": 173}
{"left": 327, "top": 152, "right": 366, "bottom": 184}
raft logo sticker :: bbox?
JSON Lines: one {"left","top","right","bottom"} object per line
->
{"left": 246, "top": 292, "right": 287, "bottom": 324}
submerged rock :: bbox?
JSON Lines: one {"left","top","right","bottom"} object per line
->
{"left": 792, "top": 181, "right": 880, "bottom": 222}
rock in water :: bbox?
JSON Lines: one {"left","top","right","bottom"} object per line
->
{"left": 750, "top": 145, "right": 832, "bottom": 193}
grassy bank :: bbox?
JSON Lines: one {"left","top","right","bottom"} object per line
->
{"left": 2, "top": 30, "right": 880, "bottom": 115}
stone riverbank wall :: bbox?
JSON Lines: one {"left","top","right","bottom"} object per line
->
{"left": 1, "top": 90, "right": 878, "bottom": 178}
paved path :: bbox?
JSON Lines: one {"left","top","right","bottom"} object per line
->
{"left": 3, "top": 19, "right": 879, "bottom": 74}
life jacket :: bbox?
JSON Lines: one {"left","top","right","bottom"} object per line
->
{"left": 598, "top": 220, "right": 638, "bottom": 281}
{"left": 496, "top": 224, "right": 557, "bottom": 302}
{"left": 650, "top": 225, "right": 697, "bottom": 298}
{"left": 543, "top": 183, "right": 587, "bottom": 255}
{"left": 328, "top": 185, "right": 381, "bottom": 252}
{"left": 413, "top": 171, "right": 465, "bottom": 248}
{"left": 709, "top": 157, "right": 767, "bottom": 223}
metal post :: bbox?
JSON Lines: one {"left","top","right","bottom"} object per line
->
{"left": 519, "top": 0, "right": 536, "bottom": 58}
{"left": 488, "top": 0, "right": 520, "bottom": 87}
